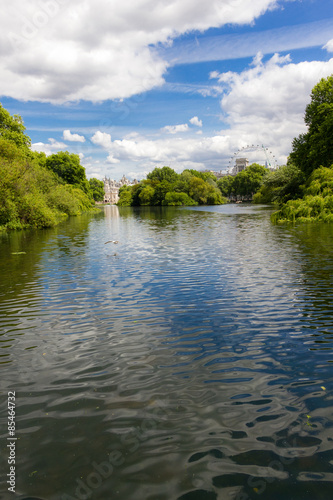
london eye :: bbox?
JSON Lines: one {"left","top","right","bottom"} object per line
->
{"left": 228, "top": 144, "right": 278, "bottom": 175}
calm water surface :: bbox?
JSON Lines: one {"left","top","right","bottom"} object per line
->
{"left": 1, "top": 204, "right": 333, "bottom": 500}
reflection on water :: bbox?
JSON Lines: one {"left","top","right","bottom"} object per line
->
{"left": 1, "top": 205, "right": 333, "bottom": 500}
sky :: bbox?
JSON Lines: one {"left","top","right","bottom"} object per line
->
{"left": 1, "top": 0, "right": 333, "bottom": 180}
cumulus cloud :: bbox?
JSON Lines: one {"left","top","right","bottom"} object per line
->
{"left": 210, "top": 53, "right": 333, "bottom": 164}
{"left": 0, "top": 0, "right": 279, "bottom": 103}
{"left": 91, "top": 131, "right": 113, "bottom": 149}
{"left": 32, "top": 137, "right": 88, "bottom": 158}
{"left": 31, "top": 138, "right": 68, "bottom": 156}
{"left": 190, "top": 116, "right": 203, "bottom": 127}
{"left": 162, "top": 124, "right": 189, "bottom": 134}
{"left": 89, "top": 129, "right": 234, "bottom": 172}
{"left": 88, "top": 54, "right": 333, "bottom": 175}
{"left": 63, "top": 129, "right": 85, "bottom": 142}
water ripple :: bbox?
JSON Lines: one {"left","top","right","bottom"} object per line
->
{"left": 1, "top": 207, "right": 333, "bottom": 499}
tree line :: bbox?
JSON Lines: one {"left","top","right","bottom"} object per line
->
{"left": 118, "top": 74, "right": 333, "bottom": 223}
{"left": 117, "top": 167, "right": 227, "bottom": 206}
{"left": 0, "top": 103, "right": 104, "bottom": 231}
{"left": 1, "top": 74, "right": 332, "bottom": 228}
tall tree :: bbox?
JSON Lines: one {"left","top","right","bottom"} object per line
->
{"left": 0, "top": 102, "right": 31, "bottom": 152}
{"left": 45, "top": 151, "right": 90, "bottom": 193}
{"left": 89, "top": 178, "right": 105, "bottom": 201}
{"left": 289, "top": 75, "right": 333, "bottom": 176}
{"left": 147, "top": 166, "right": 179, "bottom": 183}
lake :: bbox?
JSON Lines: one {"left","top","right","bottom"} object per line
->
{"left": 1, "top": 204, "right": 333, "bottom": 500}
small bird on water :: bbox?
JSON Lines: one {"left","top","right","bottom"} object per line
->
{"left": 104, "top": 240, "right": 118, "bottom": 244}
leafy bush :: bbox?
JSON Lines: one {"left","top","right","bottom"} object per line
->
{"left": 271, "top": 165, "right": 333, "bottom": 223}
{"left": 0, "top": 156, "right": 96, "bottom": 230}
{"left": 163, "top": 192, "right": 197, "bottom": 206}
{"left": 253, "top": 164, "right": 305, "bottom": 204}
{"left": 0, "top": 102, "right": 98, "bottom": 231}
{"left": 47, "top": 185, "right": 82, "bottom": 215}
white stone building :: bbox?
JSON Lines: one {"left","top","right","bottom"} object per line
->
{"left": 103, "top": 175, "right": 137, "bottom": 204}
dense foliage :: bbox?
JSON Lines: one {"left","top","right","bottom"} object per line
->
{"left": 117, "top": 167, "right": 227, "bottom": 206}
{"left": 252, "top": 164, "right": 305, "bottom": 204}
{"left": 271, "top": 74, "right": 333, "bottom": 223}
{"left": 46, "top": 152, "right": 91, "bottom": 194}
{"left": 217, "top": 164, "right": 268, "bottom": 199}
{"left": 0, "top": 103, "right": 97, "bottom": 231}
{"left": 289, "top": 76, "right": 333, "bottom": 177}
{"left": 0, "top": 104, "right": 31, "bottom": 153}
{"left": 89, "top": 177, "right": 105, "bottom": 201}
{"left": 271, "top": 166, "right": 333, "bottom": 223}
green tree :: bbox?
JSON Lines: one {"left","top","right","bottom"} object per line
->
{"left": 0, "top": 157, "right": 95, "bottom": 230}
{"left": 164, "top": 192, "right": 197, "bottom": 206}
{"left": 117, "top": 186, "right": 134, "bottom": 206}
{"left": 0, "top": 137, "right": 27, "bottom": 162}
{"left": 289, "top": 75, "right": 333, "bottom": 176}
{"left": 152, "top": 179, "right": 173, "bottom": 205}
{"left": 231, "top": 164, "right": 267, "bottom": 198}
{"left": 89, "top": 177, "right": 105, "bottom": 201}
{"left": 0, "top": 103, "right": 97, "bottom": 231}
{"left": 271, "top": 165, "right": 333, "bottom": 223}
{"left": 174, "top": 170, "right": 192, "bottom": 194}
{"left": 188, "top": 176, "right": 225, "bottom": 204}
{"left": 189, "top": 176, "right": 209, "bottom": 204}
{"left": 0, "top": 103, "right": 31, "bottom": 152}
{"left": 253, "top": 164, "right": 305, "bottom": 204}
{"left": 32, "top": 151, "right": 47, "bottom": 168}
{"left": 139, "top": 184, "right": 155, "bottom": 205}
{"left": 45, "top": 151, "right": 90, "bottom": 194}
{"left": 217, "top": 175, "right": 234, "bottom": 197}
{"left": 147, "top": 166, "right": 179, "bottom": 183}
{"left": 184, "top": 169, "right": 217, "bottom": 182}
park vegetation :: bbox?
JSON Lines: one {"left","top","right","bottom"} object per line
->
{"left": 217, "top": 163, "right": 268, "bottom": 200}
{"left": 267, "top": 74, "right": 333, "bottom": 223}
{"left": 221, "top": 75, "right": 333, "bottom": 224}
{"left": 1, "top": 74, "right": 332, "bottom": 228}
{"left": 117, "top": 167, "right": 227, "bottom": 206}
{"left": 0, "top": 103, "right": 101, "bottom": 231}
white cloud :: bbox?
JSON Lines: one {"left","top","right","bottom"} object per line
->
{"left": 0, "top": 0, "right": 280, "bottom": 103}
{"left": 89, "top": 55, "right": 333, "bottom": 176}
{"left": 211, "top": 53, "right": 333, "bottom": 164}
{"left": 162, "top": 124, "right": 189, "bottom": 134}
{"left": 88, "top": 129, "right": 234, "bottom": 172}
{"left": 190, "top": 116, "right": 203, "bottom": 127}
{"left": 91, "top": 131, "right": 113, "bottom": 149}
{"left": 31, "top": 137, "right": 89, "bottom": 158}
{"left": 324, "top": 39, "right": 333, "bottom": 52}
{"left": 31, "top": 138, "right": 68, "bottom": 156}
{"left": 63, "top": 129, "right": 85, "bottom": 142}
{"left": 106, "top": 154, "right": 120, "bottom": 164}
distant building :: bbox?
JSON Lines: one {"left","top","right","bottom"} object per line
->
{"left": 203, "top": 169, "right": 231, "bottom": 179}
{"left": 234, "top": 158, "right": 249, "bottom": 174}
{"left": 103, "top": 175, "right": 137, "bottom": 204}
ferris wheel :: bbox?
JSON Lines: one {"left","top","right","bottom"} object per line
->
{"left": 228, "top": 144, "right": 278, "bottom": 174}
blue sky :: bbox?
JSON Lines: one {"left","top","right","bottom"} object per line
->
{"left": 1, "top": 0, "right": 332, "bottom": 180}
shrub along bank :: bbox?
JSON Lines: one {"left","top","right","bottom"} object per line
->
{"left": 255, "top": 75, "right": 333, "bottom": 224}
{"left": 271, "top": 166, "right": 333, "bottom": 223}
{"left": 0, "top": 103, "right": 98, "bottom": 231}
